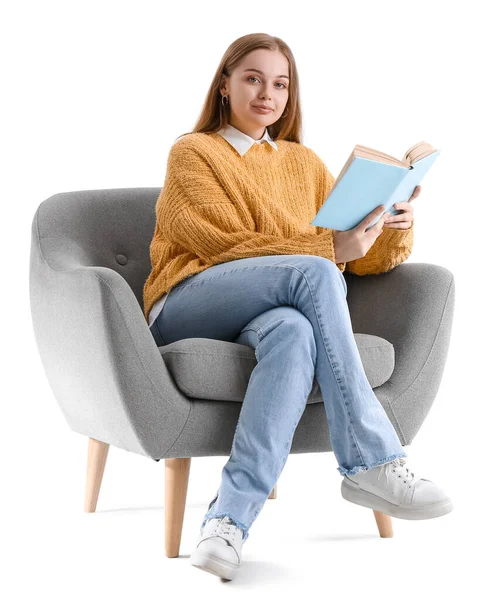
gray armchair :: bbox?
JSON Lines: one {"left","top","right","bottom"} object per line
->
{"left": 29, "top": 188, "right": 455, "bottom": 556}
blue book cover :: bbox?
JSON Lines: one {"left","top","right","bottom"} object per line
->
{"left": 311, "top": 143, "right": 441, "bottom": 231}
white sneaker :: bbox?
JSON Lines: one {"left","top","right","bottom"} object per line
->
{"left": 341, "top": 457, "right": 453, "bottom": 520}
{"left": 190, "top": 516, "right": 244, "bottom": 580}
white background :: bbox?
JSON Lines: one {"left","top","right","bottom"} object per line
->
{"left": 3, "top": 0, "right": 488, "bottom": 596}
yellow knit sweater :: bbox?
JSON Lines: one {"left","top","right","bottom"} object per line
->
{"left": 143, "top": 132, "right": 414, "bottom": 322}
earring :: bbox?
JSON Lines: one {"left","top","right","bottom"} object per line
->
{"left": 221, "top": 95, "right": 229, "bottom": 106}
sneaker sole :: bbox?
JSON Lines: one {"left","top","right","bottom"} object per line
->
{"left": 341, "top": 477, "right": 453, "bottom": 520}
{"left": 190, "top": 547, "right": 239, "bottom": 580}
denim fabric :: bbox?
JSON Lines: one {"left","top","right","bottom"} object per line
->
{"left": 149, "top": 254, "right": 406, "bottom": 541}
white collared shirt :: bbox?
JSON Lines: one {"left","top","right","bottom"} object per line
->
{"left": 217, "top": 123, "right": 278, "bottom": 156}
{"left": 148, "top": 124, "right": 278, "bottom": 329}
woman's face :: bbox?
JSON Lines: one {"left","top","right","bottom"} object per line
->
{"left": 220, "top": 48, "right": 290, "bottom": 140}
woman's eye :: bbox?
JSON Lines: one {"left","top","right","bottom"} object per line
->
{"left": 247, "top": 76, "right": 287, "bottom": 89}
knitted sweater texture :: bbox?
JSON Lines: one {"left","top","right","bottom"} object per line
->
{"left": 143, "top": 132, "right": 413, "bottom": 322}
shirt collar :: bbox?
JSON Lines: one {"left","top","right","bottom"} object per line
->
{"left": 217, "top": 123, "right": 278, "bottom": 156}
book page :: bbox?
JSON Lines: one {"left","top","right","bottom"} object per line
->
{"left": 403, "top": 141, "right": 439, "bottom": 165}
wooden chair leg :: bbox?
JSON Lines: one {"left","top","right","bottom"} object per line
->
{"left": 165, "top": 457, "right": 191, "bottom": 558}
{"left": 84, "top": 437, "right": 110, "bottom": 512}
{"left": 268, "top": 484, "right": 277, "bottom": 499}
{"left": 373, "top": 510, "right": 393, "bottom": 537}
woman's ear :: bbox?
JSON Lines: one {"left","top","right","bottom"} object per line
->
{"left": 219, "top": 74, "right": 229, "bottom": 96}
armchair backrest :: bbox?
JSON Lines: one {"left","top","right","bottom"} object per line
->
{"left": 30, "top": 188, "right": 160, "bottom": 312}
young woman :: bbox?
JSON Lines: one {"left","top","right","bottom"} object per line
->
{"left": 143, "top": 33, "right": 452, "bottom": 580}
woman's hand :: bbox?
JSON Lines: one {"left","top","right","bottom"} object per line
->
{"left": 332, "top": 185, "right": 421, "bottom": 263}
{"left": 333, "top": 205, "right": 388, "bottom": 264}
{"left": 383, "top": 185, "right": 420, "bottom": 229}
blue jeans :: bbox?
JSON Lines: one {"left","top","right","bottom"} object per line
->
{"left": 149, "top": 255, "right": 407, "bottom": 541}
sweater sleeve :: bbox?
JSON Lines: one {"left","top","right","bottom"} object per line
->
{"left": 160, "top": 144, "right": 345, "bottom": 270}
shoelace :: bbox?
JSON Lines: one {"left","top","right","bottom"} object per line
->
{"left": 379, "top": 457, "right": 422, "bottom": 488}
{"left": 213, "top": 517, "right": 237, "bottom": 543}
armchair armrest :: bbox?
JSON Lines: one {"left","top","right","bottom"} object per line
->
{"left": 344, "top": 263, "right": 455, "bottom": 444}
{"left": 29, "top": 211, "right": 190, "bottom": 460}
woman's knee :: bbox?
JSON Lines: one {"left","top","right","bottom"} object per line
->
{"left": 298, "top": 255, "right": 341, "bottom": 277}
{"left": 291, "top": 255, "right": 346, "bottom": 295}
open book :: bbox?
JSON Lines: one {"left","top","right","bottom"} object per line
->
{"left": 311, "top": 141, "right": 441, "bottom": 231}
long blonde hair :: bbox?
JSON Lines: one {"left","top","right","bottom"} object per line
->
{"left": 176, "top": 33, "right": 303, "bottom": 144}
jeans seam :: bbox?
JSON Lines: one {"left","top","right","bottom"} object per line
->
{"left": 239, "top": 324, "right": 262, "bottom": 335}
{"left": 166, "top": 263, "right": 313, "bottom": 293}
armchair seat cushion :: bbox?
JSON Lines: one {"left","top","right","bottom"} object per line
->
{"left": 158, "top": 334, "right": 394, "bottom": 404}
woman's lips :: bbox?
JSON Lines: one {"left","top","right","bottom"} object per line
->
{"left": 252, "top": 106, "right": 273, "bottom": 113}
